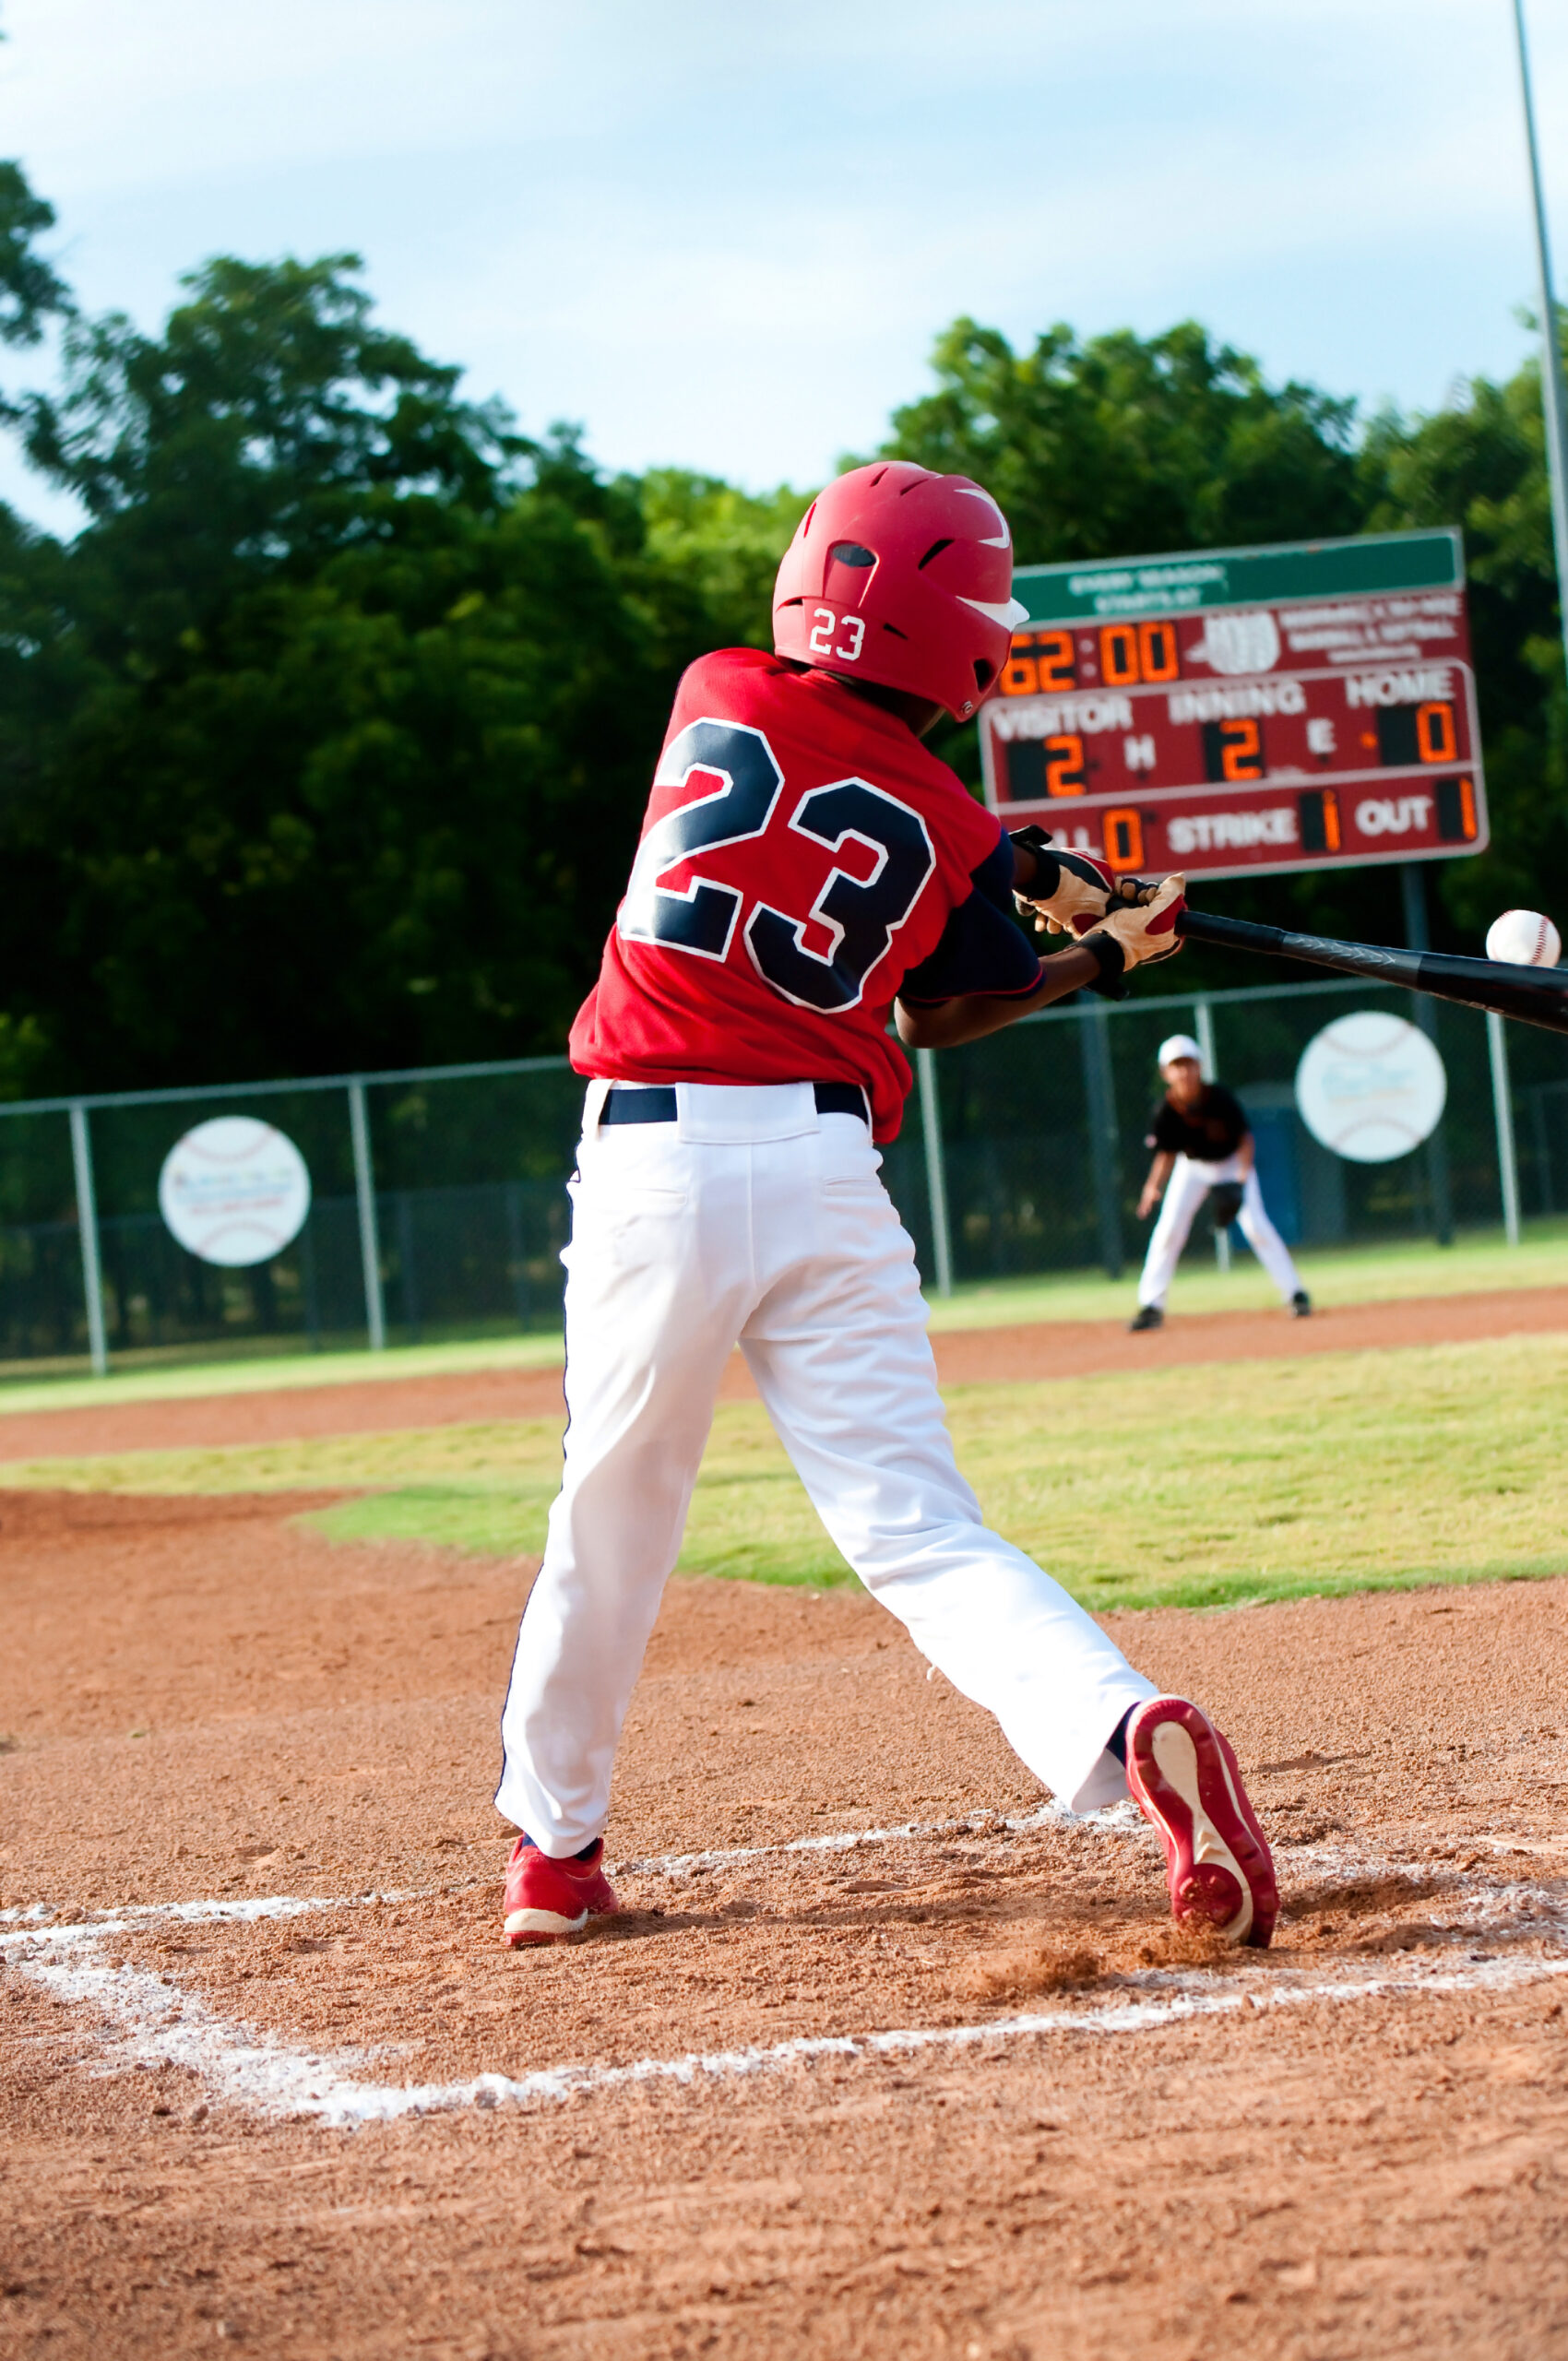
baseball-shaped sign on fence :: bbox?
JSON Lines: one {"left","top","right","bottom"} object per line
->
{"left": 159, "top": 1117, "right": 312, "bottom": 1267}
{"left": 1294, "top": 1011, "right": 1447, "bottom": 1165}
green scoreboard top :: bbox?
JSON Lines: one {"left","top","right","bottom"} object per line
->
{"left": 981, "top": 527, "right": 1486, "bottom": 883}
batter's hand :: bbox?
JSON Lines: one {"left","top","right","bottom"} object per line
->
{"left": 1009, "top": 826, "right": 1152, "bottom": 937}
{"left": 1081, "top": 873, "right": 1186, "bottom": 979}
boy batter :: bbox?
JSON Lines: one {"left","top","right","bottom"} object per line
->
{"left": 496, "top": 463, "right": 1277, "bottom": 1951}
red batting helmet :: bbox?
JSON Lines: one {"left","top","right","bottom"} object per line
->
{"left": 772, "top": 461, "right": 1028, "bottom": 722}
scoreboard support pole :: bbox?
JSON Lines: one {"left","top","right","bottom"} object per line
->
{"left": 1400, "top": 863, "right": 1455, "bottom": 1248}
{"left": 1512, "top": 0, "right": 1568, "bottom": 700}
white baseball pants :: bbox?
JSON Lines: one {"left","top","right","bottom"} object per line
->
{"left": 1137, "top": 1151, "right": 1302, "bottom": 1310}
{"left": 496, "top": 1080, "right": 1158, "bottom": 1856}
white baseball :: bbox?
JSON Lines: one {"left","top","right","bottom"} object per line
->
{"left": 1485, "top": 908, "right": 1562, "bottom": 967}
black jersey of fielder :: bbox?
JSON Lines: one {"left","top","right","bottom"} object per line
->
{"left": 1146, "top": 1083, "right": 1250, "bottom": 1164}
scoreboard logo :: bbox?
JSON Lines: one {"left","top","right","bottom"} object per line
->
{"left": 979, "top": 528, "right": 1487, "bottom": 883}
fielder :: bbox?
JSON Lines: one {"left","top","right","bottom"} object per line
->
{"left": 495, "top": 463, "right": 1277, "bottom": 1952}
{"left": 1130, "top": 1034, "right": 1309, "bottom": 1331}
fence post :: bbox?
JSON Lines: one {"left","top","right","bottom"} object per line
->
{"left": 68, "top": 1101, "right": 109, "bottom": 1377}
{"left": 1528, "top": 1086, "right": 1553, "bottom": 1216}
{"left": 348, "top": 1079, "right": 386, "bottom": 1348}
{"left": 915, "top": 1045, "right": 954, "bottom": 1299}
{"left": 1193, "top": 996, "right": 1230, "bottom": 1274}
{"left": 1079, "top": 1003, "right": 1123, "bottom": 1279}
{"left": 1487, "top": 1010, "right": 1522, "bottom": 1246}
{"left": 1400, "top": 863, "right": 1455, "bottom": 1244}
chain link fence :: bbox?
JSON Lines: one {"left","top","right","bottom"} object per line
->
{"left": 1, "top": 975, "right": 1563, "bottom": 1379}
{"left": 905, "top": 976, "right": 1568, "bottom": 1289}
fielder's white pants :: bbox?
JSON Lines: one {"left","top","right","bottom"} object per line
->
{"left": 1137, "top": 1151, "right": 1302, "bottom": 1310}
{"left": 496, "top": 1081, "right": 1158, "bottom": 1856}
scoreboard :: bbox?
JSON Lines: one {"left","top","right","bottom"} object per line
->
{"left": 980, "top": 527, "right": 1487, "bottom": 882}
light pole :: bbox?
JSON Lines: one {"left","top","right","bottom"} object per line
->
{"left": 1513, "top": 0, "right": 1568, "bottom": 695}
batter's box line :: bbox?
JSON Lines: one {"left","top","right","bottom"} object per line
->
{"left": 10, "top": 1899, "right": 1568, "bottom": 2131}
{"left": 3, "top": 1809, "right": 1551, "bottom": 1945}
{"left": 0, "top": 1800, "right": 1146, "bottom": 1941}
{"left": 614, "top": 1797, "right": 1147, "bottom": 1880}
{"left": 0, "top": 1888, "right": 424, "bottom": 1940}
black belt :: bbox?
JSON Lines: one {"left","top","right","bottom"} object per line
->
{"left": 600, "top": 1082, "right": 869, "bottom": 1126}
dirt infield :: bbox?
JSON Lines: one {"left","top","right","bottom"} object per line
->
{"left": 5, "top": 1481, "right": 1568, "bottom": 2357}
{"left": 0, "top": 1281, "right": 1563, "bottom": 1462}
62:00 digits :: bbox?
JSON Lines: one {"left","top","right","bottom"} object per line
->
{"left": 1002, "top": 622, "right": 1181, "bottom": 696}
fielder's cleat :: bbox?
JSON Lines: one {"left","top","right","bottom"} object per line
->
{"left": 1127, "top": 1304, "right": 1163, "bottom": 1332}
{"left": 1124, "top": 1696, "right": 1277, "bottom": 1947}
{"left": 1290, "top": 1290, "right": 1312, "bottom": 1318}
{"left": 503, "top": 1835, "right": 620, "bottom": 1948}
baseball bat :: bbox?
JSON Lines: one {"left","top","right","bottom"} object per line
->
{"left": 1173, "top": 908, "right": 1568, "bottom": 1037}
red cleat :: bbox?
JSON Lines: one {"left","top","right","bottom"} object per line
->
{"left": 503, "top": 1835, "right": 620, "bottom": 1948}
{"left": 1124, "top": 1697, "right": 1277, "bottom": 1948}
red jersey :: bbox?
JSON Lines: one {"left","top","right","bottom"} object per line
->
{"left": 569, "top": 649, "right": 1039, "bottom": 1140}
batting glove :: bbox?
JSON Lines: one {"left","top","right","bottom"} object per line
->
{"left": 1078, "top": 873, "right": 1186, "bottom": 989}
{"left": 1009, "top": 825, "right": 1150, "bottom": 936}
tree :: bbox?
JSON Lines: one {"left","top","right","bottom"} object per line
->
{"left": 0, "top": 156, "right": 70, "bottom": 396}
{"left": 0, "top": 259, "right": 712, "bottom": 1088}
{"left": 3, "top": 243, "right": 1565, "bottom": 1087}
{"left": 1362, "top": 351, "right": 1568, "bottom": 944}
{"left": 882, "top": 316, "right": 1568, "bottom": 972}
{"left": 879, "top": 317, "right": 1363, "bottom": 570}
{"left": 637, "top": 469, "right": 808, "bottom": 650}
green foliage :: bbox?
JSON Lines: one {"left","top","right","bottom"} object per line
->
{"left": 0, "top": 193, "right": 1563, "bottom": 1089}
{"left": 638, "top": 469, "right": 809, "bottom": 648}
{"left": 0, "top": 258, "right": 725, "bottom": 1087}
{"left": 879, "top": 319, "right": 1369, "bottom": 795}
{"left": 878, "top": 317, "right": 1364, "bottom": 567}
{"left": 878, "top": 313, "right": 1568, "bottom": 969}
{"left": 0, "top": 157, "right": 70, "bottom": 379}
{"left": 1361, "top": 355, "right": 1568, "bottom": 942}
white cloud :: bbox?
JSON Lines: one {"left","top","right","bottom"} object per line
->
{"left": 1, "top": 0, "right": 1565, "bottom": 505}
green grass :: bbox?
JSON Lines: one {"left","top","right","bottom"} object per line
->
{"left": 1, "top": 1220, "right": 1564, "bottom": 1415}
{"left": 0, "top": 1330, "right": 570, "bottom": 1417}
{"left": 7, "top": 1332, "right": 1565, "bottom": 1613}
{"left": 924, "top": 1220, "right": 1568, "bottom": 1332}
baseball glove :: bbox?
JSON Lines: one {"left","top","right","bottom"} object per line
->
{"left": 1208, "top": 1180, "right": 1244, "bottom": 1229}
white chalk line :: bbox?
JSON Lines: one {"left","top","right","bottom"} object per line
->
{"left": 11, "top": 1904, "right": 1568, "bottom": 2130}
{"left": 7, "top": 1845, "right": 1567, "bottom": 2131}
{"left": 614, "top": 1796, "right": 1144, "bottom": 1880}
{"left": 0, "top": 1795, "right": 1144, "bottom": 1941}
{"left": 0, "top": 1888, "right": 417, "bottom": 1936}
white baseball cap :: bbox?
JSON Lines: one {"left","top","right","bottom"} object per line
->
{"left": 1157, "top": 1033, "right": 1203, "bottom": 1069}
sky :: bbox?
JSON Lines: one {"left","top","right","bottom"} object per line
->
{"left": 2, "top": 0, "right": 1566, "bottom": 536}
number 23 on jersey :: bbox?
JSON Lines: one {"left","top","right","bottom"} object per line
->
{"left": 618, "top": 718, "right": 934, "bottom": 1014}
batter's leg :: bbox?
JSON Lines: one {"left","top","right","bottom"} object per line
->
{"left": 494, "top": 1123, "right": 745, "bottom": 1856}
{"left": 1136, "top": 1154, "right": 1211, "bottom": 1310}
{"left": 740, "top": 1139, "right": 1155, "bottom": 1814}
{"left": 1235, "top": 1169, "right": 1305, "bottom": 1303}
